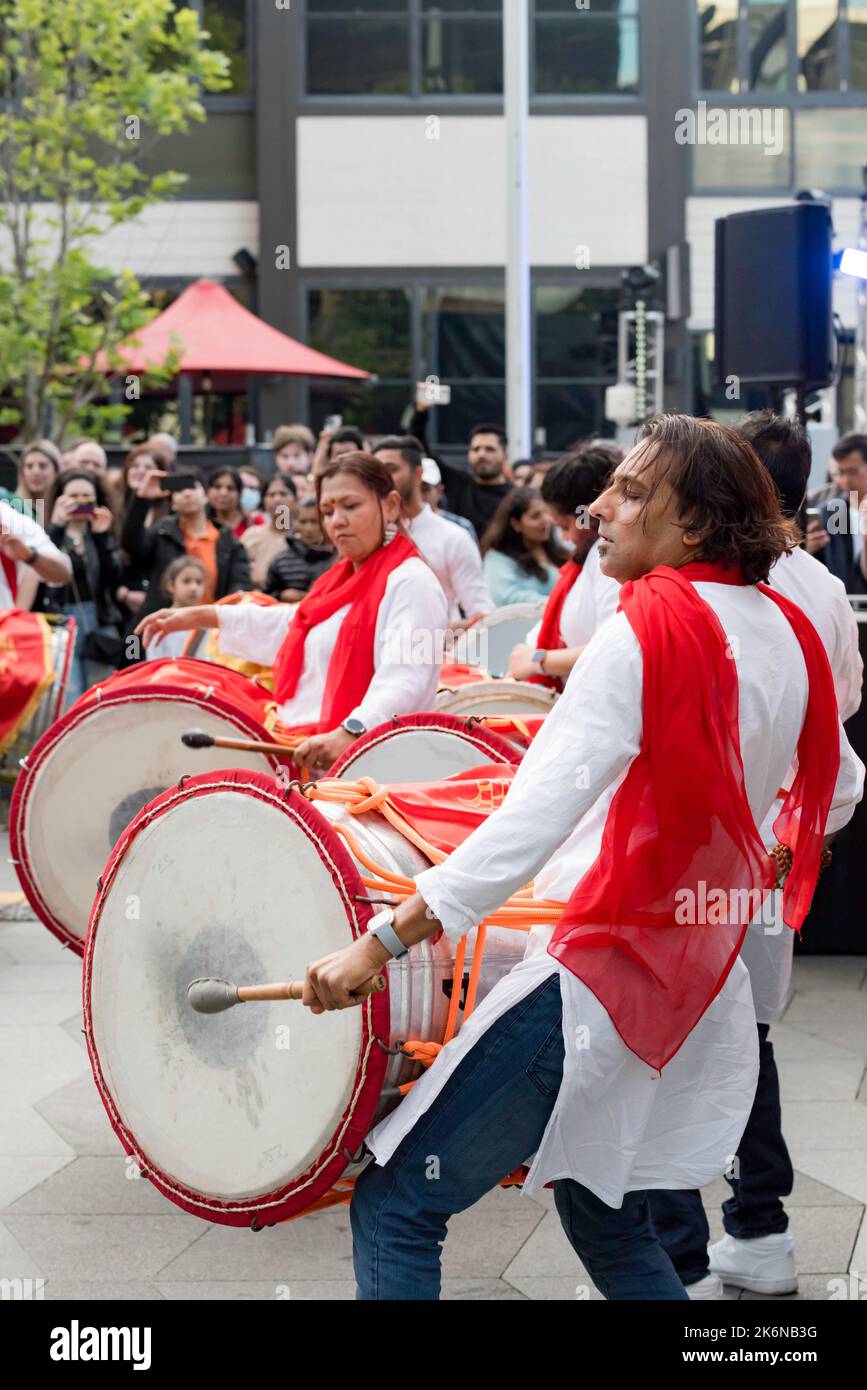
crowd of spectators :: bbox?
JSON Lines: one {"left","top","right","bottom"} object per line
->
{"left": 5, "top": 395, "right": 866, "bottom": 706}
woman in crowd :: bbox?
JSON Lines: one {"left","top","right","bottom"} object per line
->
{"left": 123, "top": 466, "right": 250, "bottom": 623}
{"left": 241, "top": 472, "right": 295, "bottom": 589}
{"left": 481, "top": 487, "right": 568, "bottom": 606}
{"left": 136, "top": 452, "right": 447, "bottom": 771}
{"left": 41, "top": 468, "right": 124, "bottom": 704}
{"left": 16, "top": 440, "right": 62, "bottom": 512}
{"left": 265, "top": 495, "right": 335, "bottom": 602}
{"left": 206, "top": 467, "right": 253, "bottom": 539}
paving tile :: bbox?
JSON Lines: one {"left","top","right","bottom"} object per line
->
{"left": 44, "top": 1281, "right": 165, "bottom": 1301}
{"left": 846, "top": 1211, "right": 867, "bottom": 1277}
{"left": 782, "top": 1205, "right": 864, "bottom": 1275}
{"left": 0, "top": 992, "right": 84, "bottom": 1026}
{"left": 2, "top": 1213, "right": 208, "bottom": 1280}
{"left": 779, "top": 993, "right": 867, "bottom": 1055}
{"left": 790, "top": 957, "right": 867, "bottom": 992}
{"left": 792, "top": 1152, "right": 867, "bottom": 1206}
{"left": 0, "top": 1156, "right": 74, "bottom": 1211}
{"left": 0, "top": 923, "right": 76, "bottom": 965}
{"left": 503, "top": 1208, "right": 586, "bottom": 1279}
{"left": 0, "top": 1218, "right": 46, "bottom": 1281}
{"left": 34, "top": 1073, "right": 121, "bottom": 1157}
{"left": 503, "top": 1273, "right": 608, "bottom": 1301}
{"left": 779, "top": 1102, "right": 867, "bottom": 1151}
{"left": 740, "top": 1273, "right": 865, "bottom": 1301}
{"left": 0, "top": 1106, "right": 76, "bottom": 1160}
{"left": 7, "top": 1156, "right": 183, "bottom": 1216}
{"left": 442, "top": 1188, "right": 547, "bottom": 1277}
{"left": 0, "top": 1026, "right": 89, "bottom": 1107}
{"left": 156, "top": 1277, "right": 524, "bottom": 1301}
{"left": 158, "top": 1208, "right": 356, "bottom": 1282}
{"left": 778, "top": 1057, "right": 866, "bottom": 1102}
{"left": 771, "top": 1024, "right": 866, "bottom": 1064}
{"left": 0, "top": 963, "right": 83, "bottom": 993}
{"left": 58, "top": 1014, "right": 87, "bottom": 1051}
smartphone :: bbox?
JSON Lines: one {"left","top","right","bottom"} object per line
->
{"left": 416, "top": 382, "right": 451, "bottom": 407}
{"left": 324, "top": 414, "right": 343, "bottom": 433}
{"left": 165, "top": 473, "right": 200, "bottom": 494}
{"left": 70, "top": 501, "right": 95, "bottom": 517}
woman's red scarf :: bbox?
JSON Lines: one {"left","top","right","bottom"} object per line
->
{"left": 527, "top": 557, "right": 583, "bottom": 692}
{"left": 547, "top": 560, "right": 840, "bottom": 1071}
{"left": 1, "top": 553, "right": 18, "bottom": 603}
{"left": 272, "top": 531, "right": 419, "bottom": 733}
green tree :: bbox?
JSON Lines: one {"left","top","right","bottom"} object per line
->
{"left": 0, "top": 0, "right": 230, "bottom": 447}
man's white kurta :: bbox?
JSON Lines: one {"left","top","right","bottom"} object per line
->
{"left": 525, "top": 538, "right": 621, "bottom": 650}
{"left": 367, "top": 580, "right": 865, "bottom": 1207}
{"left": 217, "top": 556, "right": 448, "bottom": 727}
{"left": 404, "top": 504, "right": 492, "bottom": 619}
{"left": 742, "top": 546, "right": 865, "bottom": 1022}
{"left": 0, "top": 500, "right": 68, "bottom": 606}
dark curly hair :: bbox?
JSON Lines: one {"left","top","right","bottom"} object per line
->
{"left": 633, "top": 414, "right": 793, "bottom": 584}
{"left": 480, "top": 486, "right": 568, "bottom": 582}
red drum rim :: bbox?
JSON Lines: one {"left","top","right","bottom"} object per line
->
{"left": 9, "top": 680, "right": 284, "bottom": 956}
{"left": 328, "top": 710, "right": 521, "bottom": 778}
{"left": 83, "top": 768, "right": 390, "bottom": 1228}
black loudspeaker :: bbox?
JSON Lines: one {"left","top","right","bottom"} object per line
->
{"left": 714, "top": 202, "right": 834, "bottom": 389}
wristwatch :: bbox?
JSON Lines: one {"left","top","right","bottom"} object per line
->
{"left": 531, "top": 648, "right": 548, "bottom": 675}
{"left": 366, "top": 906, "right": 409, "bottom": 959}
{"left": 341, "top": 716, "right": 366, "bottom": 737}
{"left": 26, "top": 546, "right": 39, "bottom": 567}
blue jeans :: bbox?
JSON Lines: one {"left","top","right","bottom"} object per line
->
{"left": 64, "top": 600, "right": 116, "bottom": 709}
{"left": 648, "top": 1023, "right": 793, "bottom": 1284}
{"left": 350, "top": 975, "right": 687, "bottom": 1300}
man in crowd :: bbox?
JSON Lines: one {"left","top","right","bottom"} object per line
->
{"left": 67, "top": 438, "right": 108, "bottom": 480}
{"left": 273, "top": 424, "right": 316, "bottom": 482}
{"left": 649, "top": 410, "right": 864, "bottom": 1299}
{"left": 805, "top": 433, "right": 867, "bottom": 593}
{"left": 265, "top": 496, "right": 335, "bottom": 603}
{"left": 408, "top": 389, "right": 513, "bottom": 537}
{"left": 373, "top": 435, "right": 492, "bottom": 621}
{"left": 419, "top": 458, "right": 478, "bottom": 542}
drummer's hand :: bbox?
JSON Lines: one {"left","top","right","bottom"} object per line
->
{"left": 508, "top": 643, "right": 538, "bottom": 681}
{"left": 133, "top": 606, "right": 192, "bottom": 649}
{"left": 0, "top": 530, "right": 33, "bottom": 563}
{"left": 449, "top": 611, "right": 484, "bottom": 635}
{"left": 303, "top": 933, "right": 389, "bottom": 1014}
{"left": 293, "top": 725, "right": 355, "bottom": 773}
{"left": 804, "top": 518, "right": 829, "bottom": 554}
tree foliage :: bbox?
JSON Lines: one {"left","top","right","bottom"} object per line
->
{"left": 0, "top": 0, "right": 230, "bottom": 446}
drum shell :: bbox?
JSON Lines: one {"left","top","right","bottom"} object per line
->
{"left": 328, "top": 711, "right": 520, "bottom": 783}
{"left": 0, "top": 614, "right": 75, "bottom": 783}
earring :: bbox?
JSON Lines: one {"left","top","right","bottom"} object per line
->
{"left": 383, "top": 521, "right": 397, "bottom": 546}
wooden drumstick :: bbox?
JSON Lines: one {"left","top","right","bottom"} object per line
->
{"left": 187, "top": 973, "right": 387, "bottom": 1014}
{"left": 181, "top": 730, "right": 299, "bottom": 756}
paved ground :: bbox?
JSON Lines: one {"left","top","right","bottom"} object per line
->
{"left": 1, "top": 826, "right": 865, "bottom": 1301}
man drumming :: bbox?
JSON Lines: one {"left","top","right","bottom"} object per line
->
{"left": 302, "top": 415, "right": 864, "bottom": 1301}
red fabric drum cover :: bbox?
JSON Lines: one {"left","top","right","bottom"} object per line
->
{"left": 328, "top": 711, "right": 521, "bottom": 783}
{"left": 9, "top": 659, "right": 290, "bottom": 954}
{"left": 84, "top": 768, "right": 526, "bottom": 1226}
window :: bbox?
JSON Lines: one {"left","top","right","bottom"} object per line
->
{"left": 533, "top": 0, "right": 640, "bottom": 97}
{"left": 796, "top": 106, "right": 867, "bottom": 183}
{"left": 305, "top": 284, "right": 619, "bottom": 449}
{"left": 698, "top": 0, "right": 867, "bottom": 94}
{"left": 303, "top": 1, "right": 641, "bottom": 100}
{"left": 202, "top": 0, "right": 250, "bottom": 95}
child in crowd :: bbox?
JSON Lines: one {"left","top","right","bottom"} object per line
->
{"left": 142, "top": 556, "right": 206, "bottom": 661}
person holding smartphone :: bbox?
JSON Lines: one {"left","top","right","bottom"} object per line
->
{"left": 122, "top": 466, "right": 250, "bottom": 631}
{"left": 39, "top": 469, "right": 124, "bottom": 704}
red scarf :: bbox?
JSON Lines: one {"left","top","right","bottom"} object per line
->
{"left": 547, "top": 561, "right": 840, "bottom": 1071}
{"left": 272, "top": 532, "right": 419, "bottom": 733}
{"left": 1, "top": 552, "right": 18, "bottom": 603}
{"left": 527, "top": 558, "right": 583, "bottom": 693}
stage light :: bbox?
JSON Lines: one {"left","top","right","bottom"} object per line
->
{"left": 839, "top": 247, "right": 867, "bottom": 280}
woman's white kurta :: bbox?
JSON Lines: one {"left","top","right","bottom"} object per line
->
{"left": 216, "top": 556, "right": 448, "bottom": 727}
{"left": 367, "top": 580, "right": 865, "bottom": 1207}
{"left": 525, "top": 537, "right": 622, "bottom": 650}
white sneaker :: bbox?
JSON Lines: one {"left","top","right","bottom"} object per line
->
{"left": 685, "top": 1273, "right": 724, "bottom": 1300}
{"left": 708, "top": 1232, "right": 798, "bottom": 1295}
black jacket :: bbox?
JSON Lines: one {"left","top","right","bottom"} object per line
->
{"left": 265, "top": 537, "right": 335, "bottom": 597}
{"left": 122, "top": 495, "right": 251, "bottom": 618}
{"left": 39, "top": 524, "right": 124, "bottom": 628}
{"left": 408, "top": 405, "right": 512, "bottom": 540}
{"left": 817, "top": 496, "right": 867, "bottom": 595}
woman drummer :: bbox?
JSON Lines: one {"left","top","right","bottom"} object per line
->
{"left": 135, "top": 453, "right": 448, "bottom": 771}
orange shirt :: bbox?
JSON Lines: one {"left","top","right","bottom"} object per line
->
{"left": 181, "top": 520, "right": 220, "bottom": 602}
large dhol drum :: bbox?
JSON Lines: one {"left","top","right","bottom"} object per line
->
{"left": 10, "top": 659, "right": 290, "bottom": 954}
{"left": 0, "top": 613, "right": 76, "bottom": 786}
{"left": 84, "top": 769, "right": 526, "bottom": 1227}
{"left": 451, "top": 602, "right": 544, "bottom": 677}
{"left": 436, "top": 678, "right": 558, "bottom": 720}
{"left": 328, "top": 712, "right": 520, "bottom": 783}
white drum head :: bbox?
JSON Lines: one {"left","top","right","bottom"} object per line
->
{"left": 13, "top": 693, "right": 278, "bottom": 953}
{"left": 452, "top": 602, "right": 545, "bottom": 677}
{"left": 85, "top": 772, "right": 388, "bottom": 1226}
{"left": 331, "top": 715, "right": 517, "bottom": 783}
{"left": 436, "top": 680, "right": 558, "bottom": 719}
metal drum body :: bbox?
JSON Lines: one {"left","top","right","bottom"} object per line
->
{"left": 84, "top": 769, "right": 526, "bottom": 1227}
{"left": 329, "top": 712, "right": 521, "bottom": 783}
{"left": 9, "top": 659, "right": 287, "bottom": 953}
{"left": 451, "top": 601, "right": 544, "bottom": 677}
{"left": 0, "top": 613, "right": 76, "bottom": 785}
{"left": 437, "top": 678, "right": 558, "bottom": 720}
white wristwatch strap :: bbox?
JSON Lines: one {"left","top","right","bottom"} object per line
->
{"left": 367, "top": 907, "right": 409, "bottom": 959}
